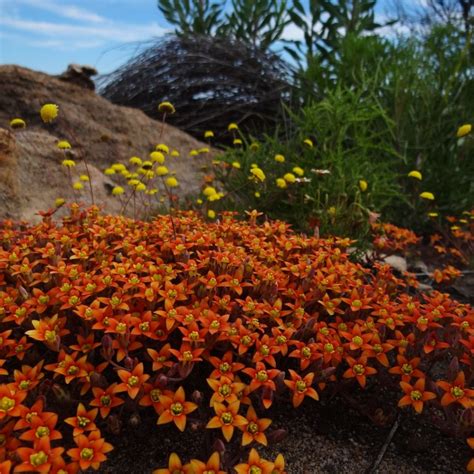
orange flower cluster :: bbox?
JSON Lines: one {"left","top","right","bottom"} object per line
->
{"left": 371, "top": 222, "right": 420, "bottom": 253}
{"left": 0, "top": 206, "right": 473, "bottom": 472}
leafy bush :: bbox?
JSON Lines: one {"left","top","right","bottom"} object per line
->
{"left": 1, "top": 207, "right": 473, "bottom": 472}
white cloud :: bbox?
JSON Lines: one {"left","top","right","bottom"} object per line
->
{"left": 3, "top": 0, "right": 107, "bottom": 23}
{"left": 0, "top": 16, "right": 167, "bottom": 43}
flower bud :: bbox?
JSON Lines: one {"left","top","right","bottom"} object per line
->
{"left": 268, "top": 428, "right": 287, "bottom": 444}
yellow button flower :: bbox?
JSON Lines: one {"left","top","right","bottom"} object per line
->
{"left": 190, "top": 150, "right": 199, "bottom": 157}
{"left": 203, "top": 186, "right": 217, "bottom": 197}
{"left": 165, "top": 176, "right": 179, "bottom": 187}
{"left": 208, "top": 209, "right": 216, "bottom": 219}
{"left": 129, "top": 156, "right": 142, "bottom": 166}
{"left": 112, "top": 186, "right": 125, "bottom": 196}
{"left": 303, "top": 138, "right": 314, "bottom": 148}
{"left": 40, "top": 103, "right": 58, "bottom": 123}
{"left": 156, "top": 144, "right": 170, "bottom": 154}
{"left": 359, "top": 180, "right": 368, "bottom": 192}
{"left": 276, "top": 178, "right": 287, "bottom": 189}
{"left": 156, "top": 166, "right": 169, "bottom": 176}
{"left": 254, "top": 191, "right": 261, "bottom": 198}
{"left": 57, "top": 140, "right": 71, "bottom": 150}
{"left": 228, "top": 123, "right": 239, "bottom": 131}
{"left": 274, "top": 154, "right": 285, "bottom": 163}
{"left": 150, "top": 151, "right": 165, "bottom": 164}
{"left": 408, "top": 170, "right": 422, "bottom": 180}
{"left": 250, "top": 167, "right": 266, "bottom": 182}
{"left": 284, "top": 173, "right": 296, "bottom": 183}
{"left": 73, "top": 182, "right": 84, "bottom": 190}
{"left": 420, "top": 192, "right": 435, "bottom": 200}
{"left": 249, "top": 142, "right": 260, "bottom": 151}
{"left": 428, "top": 212, "right": 439, "bottom": 218}
{"left": 55, "top": 198, "right": 65, "bottom": 207}
{"left": 456, "top": 124, "right": 471, "bottom": 138}
{"left": 171, "top": 150, "right": 180, "bottom": 157}
{"left": 62, "top": 159, "right": 76, "bottom": 168}
{"left": 232, "top": 161, "right": 241, "bottom": 169}
{"left": 10, "top": 118, "right": 26, "bottom": 129}
{"left": 79, "top": 175, "right": 89, "bottom": 182}
{"left": 111, "top": 163, "right": 127, "bottom": 172}
{"left": 158, "top": 102, "right": 175, "bottom": 114}
{"left": 204, "top": 130, "right": 214, "bottom": 139}
{"left": 233, "top": 138, "right": 243, "bottom": 146}
{"left": 293, "top": 166, "right": 304, "bottom": 176}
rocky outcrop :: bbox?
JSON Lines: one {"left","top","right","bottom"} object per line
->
{"left": 0, "top": 65, "right": 215, "bottom": 221}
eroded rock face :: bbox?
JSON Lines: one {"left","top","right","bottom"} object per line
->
{"left": 0, "top": 65, "right": 214, "bottom": 221}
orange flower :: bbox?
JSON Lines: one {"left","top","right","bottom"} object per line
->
{"left": 147, "top": 343, "right": 174, "bottom": 371}
{"left": 243, "top": 362, "right": 280, "bottom": 395}
{"left": 19, "top": 411, "right": 62, "bottom": 442}
{"left": 65, "top": 403, "right": 98, "bottom": 436}
{"left": 0, "top": 384, "right": 26, "bottom": 419}
{"left": 206, "top": 400, "right": 247, "bottom": 441}
{"left": 158, "top": 386, "right": 197, "bottom": 432}
{"left": 398, "top": 378, "right": 436, "bottom": 414}
{"left": 153, "top": 452, "right": 191, "bottom": 474}
{"left": 207, "top": 376, "right": 246, "bottom": 406}
{"left": 116, "top": 362, "right": 150, "bottom": 399}
{"left": 239, "top": 404, "right": 272, "bottom": 446}
{"left": 16, "top": 437, "right": 65, "bottom": 473}
{"left": 388, "top": 355, "right": 424, "bottom": 382}
{"left": 190, "top": 452, "right": 226, "bottom": 474}
{"left": 437, "top": 371, "right": 474, "bottom": 409}
{"left": 234, "top": 448, "right": 275, "bottom": 474}
{"left": 284, "top": 370, "right": 319, "bottom": 407}
{"left": 272, "top": 454, "right": 287, "bottom": 474}
{"left": 343, "top": 356, "right": 377, "bottom": 388}
{"left": 66, "top": 430, "right": 113, "bottom": 471}
{"left": 90, "top": 384, "right": 124, "bottom": 418}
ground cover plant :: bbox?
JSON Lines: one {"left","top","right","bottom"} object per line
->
{"left": 0, "top": 198, "right": 473, "bottom": 472}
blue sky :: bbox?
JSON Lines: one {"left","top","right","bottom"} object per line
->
{"left": 0, "top": 0, "right": 406, "bottom": 75}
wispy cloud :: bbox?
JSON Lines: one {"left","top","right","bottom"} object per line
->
{"left": 11, "top": 0, "right": 107, "bottom": 23}
{"left": 0, "top": 16, "right": 167, "bottom": 43}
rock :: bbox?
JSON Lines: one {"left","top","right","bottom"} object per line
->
{"left": 0, "top": 65, "right": 216, "bottom": 222}
{"left": 57, "top": 63, "right": 98, "bottom": 90}
{"left": 383, "top": 255, "right": 407, "bottom": 273}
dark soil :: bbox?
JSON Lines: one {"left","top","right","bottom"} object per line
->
{"left": 98, "top": 390, "right": 468, "bottom": 473}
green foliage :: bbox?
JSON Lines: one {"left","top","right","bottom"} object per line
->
{"left": 214, "top": 87, "right": 405, "bottom": 240}
{"left": 157, "top": 0, "right": 225, "bottom": 36}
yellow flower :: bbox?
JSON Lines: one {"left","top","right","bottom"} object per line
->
{"left": 136, "top": 183, "right": 146, "bottom": 191}
{"left": 274, "top": 154, "right": 285, "bottom": 163}
{"left": 198, "top": 147, "right": 209, "bottom": 154}
{"left": 208, "top": 193, "right": 221, "bottom": 202}
{"left": 232, "top": 161, "right": 241, "bottom": 169}
{"left": 196, "top": 198, "right": 203, "bottom": 205}
{"left": 55, "top": 198, "right": 65, "bottom": 207}
{"left": 212, "top": 160, "right": 221, "bottom": 165}
{"left": 156, "top": 144, "right": 170, "bottom": 154}
{"left": 112, "top": 186, "right": 125, "bottom": 196}
{"left": 57, "top": 140, "right": 71, "bottom": 150}
{"left": 40, "top": 103, "right": 58, "bottom": 123}
{"left": 328, "top": 206, "right": 336, "bottom": 215}
{"left": 142, "top": 160, "right": 153, "bottom": 170}
{"left": 249, "top": 142, "right": 260, "bottom": 151}
{"left": 121, "top": 170, "right": 131, "bottom": 178}
{"left": 204, "top": 130, "right": 214, "bottom": 139}
{"left": 10, "top": 118, "right": 26, "bottom": 129}
{"left": 158, "top": 102, "right": 175, "bottom": 114}
{"left": 156, "top": 166, "right": 169, "bottom": 176}
{"left": 359, "top": 180, "right": 368, "bottom": 192}
{"left": 420, "top": 191, "right": 435, "bottom": 200}
{"left": 112, "top": 163, "right": 127, "bottom": 172}
{"left": 250, "top": 163, "right": 257, "bottom": 168}
{"left": 150, "top": 151, "right": 165, "bottom": 164}
{"left": 171, "top": 150, "right": 180, "bottom": 157}
{"left": 303, "top": 138, "right": 314, "bottom": 148}
{"left": 203, "top": 186, "right": 217, "bottom": 197}
{"left": 165, "top": 176, "right": 179, "bottom": 187}
{"left": 62, "top": 159, "right": 76, "bottom": 168}
{"left": 233, "top": 138, "right": 243, "bottom": 146}
{"left": 79, "top": 175, "right": 89, "bottom": 182}
{"left": 408, "top": 170, "right": 422, "bottom": 180}
{"left": 190, "top": 150, "right": 199, "bottom": 157}
{"left": 276, "top": 178, "right": 287, "bottom": 189}
{"left": 129, "top": 156, "right": 142, "bottom": 166}
{"left": 456, "top": 124, "right": 471, "bottom": 138}
{"left": 284, "top": 173, "right": 296, "bottom": 183}
{"left": 73, "top": 182, "right": 84, "bottom": 190}
{"left": 250, "top": 167, "right": 266, "bottom": 182}
{"left": 128, "top": 179, "right": 140, "bottom": 187}
{"left": 143, "top": 170, "right": 155, "bottom": 179}
{"left": 228, "top": 123, "right": 239, "bottom": 131}
{"left": 255, "top": 191, "right": 261, "bottom": 198}
{"left": 293, "top": 166, "right": 304, "bottom": 176}
{"left": 428, "top": 212, "right": 439, "bottom": 218}
{"left": 208, "top": 210, "right": 216, "bottom": 219}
